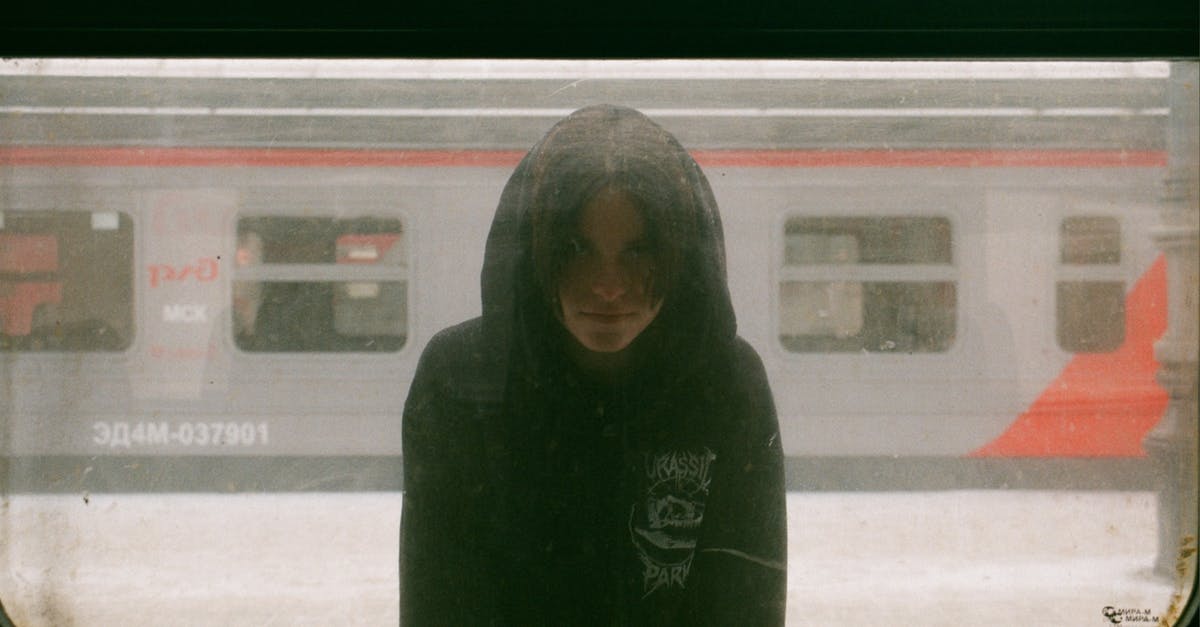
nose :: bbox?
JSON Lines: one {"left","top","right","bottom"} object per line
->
{"left": 591, "top": 261, "right": 627, "bottom": 302}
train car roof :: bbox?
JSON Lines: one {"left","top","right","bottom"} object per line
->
{"left": 0, "top": 59, "right": 1172, "bottom": 151}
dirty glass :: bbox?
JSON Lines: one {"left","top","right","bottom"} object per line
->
{"left": 0, "top": 210, "right": 134, "bottom": 351}
{"left": 1057, "top": 281, "right": 1126, "bottom": 352}
{"left": 1057, "top": 216, "right": 1126, "bottom": 352}
{"left": 0, "top": 59, "right": 1196, "bottom": 627}
{"left": 1061, "top": 215, "right": 1121, "bottom": 265}
{"left": 780, "top": 216, "right": 955, "bottom": 352}
{"left": 234, "top": 216, "right": 407, "bottom": 352}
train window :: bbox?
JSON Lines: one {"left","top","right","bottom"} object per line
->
{"left": 779, "top": 216, "right": 956, "bottom": 353}
{"left": 1061, "top": 216, "right": 1121, "bottom": 264}
{"left": 233, "top": 216, "right": 407, "bottom": 352}
{"left": 1057, "top": 216, "right": 1125, "bottom": 352}
{"left": 0, "top": 210, "right": 134, "bottom": 351}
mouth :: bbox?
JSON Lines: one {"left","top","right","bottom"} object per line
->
{"left": 579, "top": 312, "right": 632, "bottom": 323}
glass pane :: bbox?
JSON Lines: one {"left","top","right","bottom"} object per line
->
{"left": 784, "top": 233, "right": 860, "bottom": 265}
{"left": 2, "top": 59, "right": 1194, "bottom": 627}
{"left": 1061, "top": 216, "right": 1121, "bottom": 264}
{"left": 238, "top": 217, "right": 404, "bottom": 264}
{"left": 1057, "top": 281, "right": 1126, "bottom": 352}
{"left": 779, "top": 281, "right": 864, "bottom": 338}
{"left": 781, "top": 215, "right": 955, "bottom": 353}
{"left": 781, "top": 281, "right": 956, "bottom": 352}
{"left": 234, "top": 217, "right": 406, "bottom": 352}
{"left": 0, "top": 211, "right": 133, "bottom": 351}
{"left": 785, "top": 216, "right": 952, "bottom": 265}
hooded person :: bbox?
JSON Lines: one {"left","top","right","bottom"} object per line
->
{"left": 400, "top": 105, "right": 787, "bottom": 625}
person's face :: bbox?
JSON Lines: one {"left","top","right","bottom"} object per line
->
{"left": 558, "top": 187, "right": 663, "bottom": 354}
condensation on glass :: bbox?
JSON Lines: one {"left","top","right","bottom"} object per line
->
{"left": 779, "top": 216, "right": 956, "bottom": 353}
{"left": 233, "top": 216, "right": 407, "bottom": 352}
{"left": 0, "top": 210, "right": 134, "bottom": 351}
{"left": 1056, "top": 215, "right": 1125, "bottom": 353}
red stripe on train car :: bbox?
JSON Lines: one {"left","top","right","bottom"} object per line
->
{"left": 0, "top": 147, "right": 530, "bottom": 168}
{"left": 970, "top": 256, "right": 1169, "bottom": 458}
{"left": 0, "top": 147, "right": 1170, "bottom": 168}
{"left": 695, "top": 150, "right": 1168, "bottom": 168}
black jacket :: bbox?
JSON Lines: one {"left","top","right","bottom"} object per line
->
{"left": 401, "top": 105, "right": 786, "bottom": 626}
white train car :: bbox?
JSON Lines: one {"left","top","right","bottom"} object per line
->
{"left": 0, "top": 60, "right": 1174, "bottom": 492}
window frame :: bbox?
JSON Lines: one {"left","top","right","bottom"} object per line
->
{"left": 1054, "top": 214, "right": 1127, "bottom": 354}
{"left": 0, "top": 208, "right": 137, "bottom": 354}
{"left": 229, "top": 209, "right": 412, "bottom": 357}
{"left": 773, "top": 208, "right": 961, "bottom": 358}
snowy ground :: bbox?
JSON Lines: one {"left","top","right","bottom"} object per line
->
{"left": 0, "top": 491, "right": 1190, "bottom": 626}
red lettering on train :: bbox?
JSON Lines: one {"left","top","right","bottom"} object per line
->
{"left": 148, "top": 257, "right": 220, "bottom": 288}
{"left": 971, "top": 256, "right": 1168, "bottom": 457}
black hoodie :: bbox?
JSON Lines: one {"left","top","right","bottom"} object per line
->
{"left": 400, "top": 105, "right": 786, "bottom": 626}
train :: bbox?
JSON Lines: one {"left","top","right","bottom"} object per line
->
{"left": 0, "top": 59, "right": 1183, "bottom": 493}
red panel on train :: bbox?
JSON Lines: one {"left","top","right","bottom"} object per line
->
{"left": 0, "top": 234, "right": 58, "bottom": 273}
{"left": 971, "top": 257, "right": 1169, "bottom": 457}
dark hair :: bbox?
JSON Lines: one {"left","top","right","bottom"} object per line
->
{"left": 528, "top": 107, "right": 697, "bottom": 310}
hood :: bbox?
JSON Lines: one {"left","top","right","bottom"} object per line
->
{"left": 479, "top": 105, "right": 736, "bottom": 390}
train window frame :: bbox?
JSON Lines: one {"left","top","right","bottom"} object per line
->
{"left": 0, "top": 208, "right": 137, "bottom": 353}
{"left": 773, "top": 210, "right": 960, "bottom": 357}
{"left": 228, "top": 209, "right": 412, "bottom": 357}
{"left": 1054, "top": 214, "right": 1127, "bottom": 353}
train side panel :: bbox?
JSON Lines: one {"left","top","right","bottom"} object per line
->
{"left": 3, "top": 160, "right": 1166, "bottom": 462}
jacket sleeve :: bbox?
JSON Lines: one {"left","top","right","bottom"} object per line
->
{"left": 399, "top": 330, "right": 499, "bottom": 626}
{"left": 682, "top": 340, "right": 788, "bottom": 626}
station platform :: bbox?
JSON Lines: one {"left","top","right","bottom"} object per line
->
{"left": 0, "top": 491, "right": 1191, "bottom": 626}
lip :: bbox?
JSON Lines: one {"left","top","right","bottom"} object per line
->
{"left": 579, "top": 312, "right": 633, "bottom": 323}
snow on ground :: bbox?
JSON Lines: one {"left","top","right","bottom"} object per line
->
{"left": 787, "top": 491, "right": 1184, "bottom": 626}
{"left": 0, "top": 491, "right": 1188, "bottom": 626}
